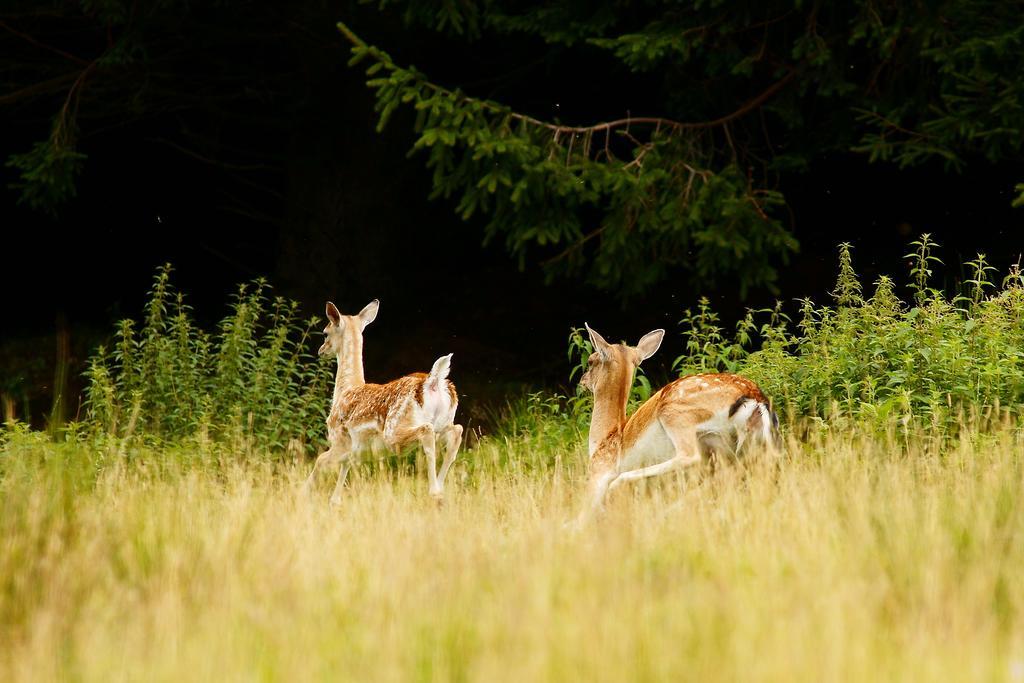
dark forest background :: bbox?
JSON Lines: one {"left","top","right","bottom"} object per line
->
{"left": 2, "top": 1, "right": 1023, "bottom": 429}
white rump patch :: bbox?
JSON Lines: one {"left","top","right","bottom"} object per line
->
{"left": 419, "top": 354, "right": 455, "bottom": 431}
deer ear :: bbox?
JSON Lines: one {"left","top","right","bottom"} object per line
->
{"left": 358, "top": 299, "right": 379, "bottom": 329}
{"left": 584, "top": 322, "right": 611, "bottom": 359}
{"left": 326, "top": 301, "right": 342, "bottom": 325}
{"left": 635, "top": 329, "right": 665, "bottom": 362}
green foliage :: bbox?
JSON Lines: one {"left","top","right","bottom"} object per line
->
{"left": 564, "top": 238, "right": 1024, "bottom": 432}
{"left": 381, "top": 0, "right": 1024, "bottom": 174}
{"left": 343, "top": 2, "right": 1024, "bottom": 296}
{"left": 851, "top": 4, "right": 1024, "bottom": 170}
{"left": 671, "top": 298, "right": 772, "bottom": 376}
{"left": 5, "top": 137, "right": 87, "bottom": 214}
{"left": 482, "top": 392, "right": 586, "bottom": 471}
{"left": 340, "top": 22, "right": 797, "bottom": 298}
{"left": 83, "top": 265, "right": 331, "bottom": 453}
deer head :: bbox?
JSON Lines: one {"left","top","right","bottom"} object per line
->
{"left": 579, "top": 323, "right": 664, "bottom": 395}
{"left": 319, "top": 299, "right": 380, "bottom": 358}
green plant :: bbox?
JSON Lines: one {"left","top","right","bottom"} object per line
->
{"left": 729, "top": 240, "right": 1022, "bottom": 429}
{"left": 83, "top": 265, "right": 330, "bottom": 453}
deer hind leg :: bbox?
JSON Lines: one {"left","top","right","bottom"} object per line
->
{"left": 420, "top": 427, "right": 441, "bottom": 498}
{"left": 761, "top": 407, "right": 783, "bottom": 459}
{"left": 699, "top": 431, "right": 735, "bottom": 471}
{"left": 386, "top": 424, "right": 440, "bottom": 498}
{"left": 607, "top": 415, "right": 703, "bottom": 494}
{"left": 435, "top": 423, "right": 463, "bottom": 493}
{"left": 737, "top": 403, "right": 780, "bottom": 461}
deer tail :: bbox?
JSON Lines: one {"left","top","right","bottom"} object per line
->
{"left": 427, "top": 353, "right": 453, "bottom": 387}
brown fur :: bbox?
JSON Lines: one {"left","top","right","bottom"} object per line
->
{"left": 329, "top": 374, "right": 427, "bottom": 431}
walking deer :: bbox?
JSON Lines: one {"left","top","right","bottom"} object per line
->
{"left": 304, "top": 300, "right": 463, "bottom": 504}
{"left": 575, "top": 323, "right": 778, "bottom": 524}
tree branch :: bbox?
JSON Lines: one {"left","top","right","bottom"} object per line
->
{"left": 149, "top": 137, "right": 277, "bottom": 171}
{"left": 853, "top": 108, "right": 931, "bottom": 140}
{"left": 0, "top": 20, "right": 90, "bottom": 65}
{"left": 338, "top": 21, "right": 798, "bottom": 140}
{"left": 540, "top": 226, "right": 607, "bottom": 267}
{"left": 0, "top": 71, "right": 78, "bottom": 105}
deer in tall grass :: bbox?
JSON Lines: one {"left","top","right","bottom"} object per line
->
{"left": 304, "top": 300, "right": 463, "bottom": 504}
{"left": 575, "top": 323, "right": 778, "bottom": 525}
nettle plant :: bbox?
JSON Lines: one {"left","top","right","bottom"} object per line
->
{"left": 84, "top": 266, "right": 330, "bottom": 452}
{"left": 672, "top": 237, "right": 1024, "bottom": 429}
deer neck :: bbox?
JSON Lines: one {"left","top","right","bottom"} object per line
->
{"left": 588, "top": 366, "right": 632, "bottom": 459}
{"left": 332, "top": 334, "right": 365, "bottom": 403}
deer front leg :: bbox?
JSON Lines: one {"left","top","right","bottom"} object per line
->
{"left": 570, "top": 468, "right": 619, "bottom": 530}
{"left": 435, "top": 423, "right": 463, "bottom": 493}
{"left": 327, "top": 430, "right": 367, "bottom": 506}
{"left": 328, "top": 452, "right": 356, "bottom": 507}
{"left": 304, "top": 443, "right": 345, "bottom": 495}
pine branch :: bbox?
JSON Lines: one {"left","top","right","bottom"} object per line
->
{"left": 337, "top": 21, "right": 797, "bottom": 138}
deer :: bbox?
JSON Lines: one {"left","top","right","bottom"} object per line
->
{"left": 574, "top": 323, "right": 778, "bottom": 525}
{"left": 303, "top": 300, "right": 463, "bottom": 505}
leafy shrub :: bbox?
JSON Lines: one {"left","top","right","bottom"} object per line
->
{"left": 84, "top": 265, "right": 330, "bottom": 452}
{"left": 563, "top": 237, "right": 1024, "bottom": 431}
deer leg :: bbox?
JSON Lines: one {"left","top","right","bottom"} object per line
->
{"left": 419, "top": 427, "right": 441, "bottom": 499}
{"left": 607, "top": 454, "right": 699, "bottom": 491}
{"left": 328, "top": 451, "right": 355, "bottom": 507}
{"left": 608, "top": 417, "right": 702, "bottom": 493}
{"left": 304, "top": 445, "right": 344, "bottom": 494}
{"left": 698, "top": 432, "right": 734, "bottom": 471}
{"left": 735, "top": 429, "right": 750, "bottom": 454}
{"left": 386, "top": 425, "right": 440, "bottom": 498}
{"left": 436, "top": 424, "right": 463, "bottom": 492}
{"left": 569, "top": 469, "right": 619, "bottom": 529}
{"left": 327, "top": 431, "right": 367, "bottom": 506}
{"left": 758, "top": 407, "right": 783, "bottom": 460}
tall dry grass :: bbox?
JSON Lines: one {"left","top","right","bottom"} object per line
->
{"left": 2, "top": 422, "right": 1023, "bottom": 682}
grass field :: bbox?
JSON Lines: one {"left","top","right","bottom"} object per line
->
{"left": 2, "top": 420, "right": 1023, "bottom": 682}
